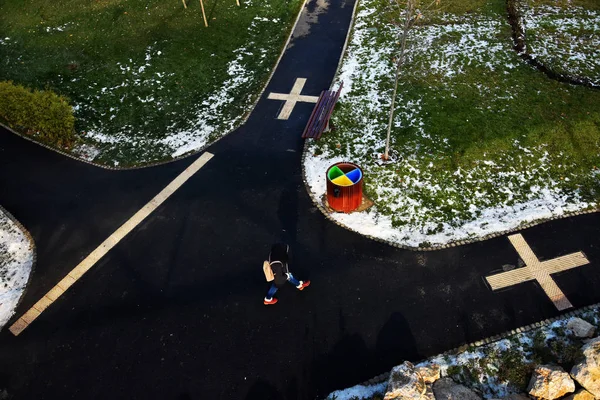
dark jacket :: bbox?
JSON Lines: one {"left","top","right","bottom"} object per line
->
{"left": 269, "top": 243, "right": 289, "bottom": 287}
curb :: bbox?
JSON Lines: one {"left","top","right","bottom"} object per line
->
{"left": 349, "top": 302, "right": 600, "bottom": 390}
{"left": 0, "top": 204, "right": 37, "bottom": 327}
{"left": 331, "top": 0, "right": 361, "bottom": 90}
{"left": 301, "top": 156, "right": 599, "bottom": 250}
{"left": 1, "top": 0, "right": 309, "bottom": 171}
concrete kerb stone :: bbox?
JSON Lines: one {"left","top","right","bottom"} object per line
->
{"left": 301, "top": 142, "right": 600, "bottom": 251}
{"left": 1, "top": 0, "right": 310, "bottom": 171}
{"left": 342, "top": 303, "right": 600, "bottom": 397}
{"left": 0, "top": 204, "right": 37, "bottom": 327}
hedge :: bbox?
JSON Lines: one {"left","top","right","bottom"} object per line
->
{"left": 0, "top": 81, "right": 76, "bottom": 148}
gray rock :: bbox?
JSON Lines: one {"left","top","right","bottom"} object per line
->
{"left": 432, "top": 377, "right": 481, "bottom": 400}
{"left": 571, "top": 337, "right": 600, "bottom": 398}
{"left": 527, "top": 365, "right": 575, "bottom": 400}
{"left": 566, "top": 317, "right": 596, "bottom": 338}
{"left": 384, "top": 361, "right": 427, "bottom": 400}
{"left": 416, "top": 364, "right": 441, "bottom": 384}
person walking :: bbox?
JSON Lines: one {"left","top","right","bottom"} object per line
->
{"left": 263, "top": 243, "right": 310, "bottom": 305}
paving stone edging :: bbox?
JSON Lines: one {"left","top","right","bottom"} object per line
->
{"left": 0, "top": 0, "right": 309, "bottom": 171}
{"left": 301, "top": 139, "right": 599, "bottom": 252}
{"left": 345, "top": 302, "right": 600, "bottom": 391}
{"left": 0, "top": 204, "right": 37, "bottom": 325}
{"left": 300, "top": 0, "right": 600, "bottom": 252}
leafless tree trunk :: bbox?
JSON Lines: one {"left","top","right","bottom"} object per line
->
{"left": 383, "top": 0, "right": 438, "bottom": 160}
{"left": 384, "top": 0, "right": 415, "bottom": 160}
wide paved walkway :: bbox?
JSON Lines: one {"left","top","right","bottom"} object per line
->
{"left": 1, "top": 0, "right": 599, "bottom": 398}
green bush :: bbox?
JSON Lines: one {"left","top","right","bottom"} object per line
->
{"left": 497, "top": 349, "right": 535, "bottom": 391}
{"left": 0, "top": 81, "right": 75, "bottom": 148}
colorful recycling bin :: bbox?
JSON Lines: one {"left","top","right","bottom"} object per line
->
{"left": 326, "top": 162, "right": 363, "bottom": 213}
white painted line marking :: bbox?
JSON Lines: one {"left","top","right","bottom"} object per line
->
{"left": 267, "top": 78, "right": 319, "bottom": 120}
{"left": 9, "top": 152, "right": 214, "bottom": 336}
{"left": 486, "top": 233, "right": 589, "bottom": 311}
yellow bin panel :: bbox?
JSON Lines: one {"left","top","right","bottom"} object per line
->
{"left": 331, "top": 175, "right": 354, "bottom": 186}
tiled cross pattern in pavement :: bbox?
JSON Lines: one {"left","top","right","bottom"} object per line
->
{"left": 267, "top": 77, "right": 319, "bottom": 120}
{"left": 486, "top": 233, "right": 590, "bottom": 310}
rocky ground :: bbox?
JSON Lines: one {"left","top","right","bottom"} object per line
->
{"left": 327, "top": 307, "right": 600, "bottom": 400}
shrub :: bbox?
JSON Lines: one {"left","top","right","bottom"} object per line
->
{"left": 497, "top": 349, "right": 535, "bottom": 391}
{"left": 0, "top": 81, "right": 76, "bottom": 148}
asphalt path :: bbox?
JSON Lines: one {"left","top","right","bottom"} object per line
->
{"left": 1, "top": 0, "right": 600, "bottom": 399}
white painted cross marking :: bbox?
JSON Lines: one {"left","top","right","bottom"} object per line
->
{"left": 486, "top": 233, "right": 589, "bottom": 311}
{"left": 267, "top": 78, "right": 319, "bottom": 120}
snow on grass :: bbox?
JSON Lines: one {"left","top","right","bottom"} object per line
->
{"left": 307, "top": 141, "right": 597, "bottom": 247}
{"left": 326, "top": 382, "right": 386, "bottom": 400}
{"left": 158, "top": 41, "right": 268, "bottom": 158}
{"left": 304, "top": 0, "right": 600, "bottom": 247}
{"left": 522, "top": 3, "right": 600, "bottom": 85}
{"left": 44, "top": 22, "right": 75, "bottom": 33}
{"left": 0, "top": 209, "right": 33, "bottom": 330}
{"left": 66, "top": 15, "right": 284, "bottom": 165}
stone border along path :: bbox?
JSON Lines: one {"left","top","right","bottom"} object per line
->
{"left": 301, "top": 140, "right": 600, "bottom": 251}
{"left": 343, "top": 301, "right": 600, "bottom": 392}
{"left": 0, "top": 0, "right": 309, "bottom": 171}
{"left": 299, "top": 0, "right": 600, "bottom": 251}
{"left": 0, "top": 204, "right": 36, "bottom": 328}
{"left": 507, "top": 0, "right": 600, "bottom": 90}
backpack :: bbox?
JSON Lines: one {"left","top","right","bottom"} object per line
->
{"left": 263, "top": 260, "right": 274, "bottom": 282}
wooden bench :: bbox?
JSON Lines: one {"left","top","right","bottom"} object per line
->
{"left": 301, "top": 82, "right": 343, "bottom": 140}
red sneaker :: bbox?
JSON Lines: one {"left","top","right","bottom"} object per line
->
{"left": 297, "top": 280, "right": 311, "bottom": 291}
{"left": 264, "top": 297, "right": 278, "bottom": 305}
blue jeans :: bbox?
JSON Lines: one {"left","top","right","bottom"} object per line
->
{"left": 265, "top": 273, "right": 301, "bottom": 300}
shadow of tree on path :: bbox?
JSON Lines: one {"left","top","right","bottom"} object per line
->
{"left": 308, "top": 310, "right": 420, "bottom": 399}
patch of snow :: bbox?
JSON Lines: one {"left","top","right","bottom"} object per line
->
{"left": 74, "top": 15, "right": 282, "bottom": 163}
{"left": 44, "top": 22, "right": 75, "bottom": 33}
{"left": 0, "top": 209, "right": 34, "bottom": 330}
{"left": 305, "top": 145, "right": 594, "bottom": 247}
{"left": 326, "top": 382, "right": 387, "bottom": 400}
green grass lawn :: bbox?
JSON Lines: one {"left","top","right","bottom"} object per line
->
{"left": 305, "top": 0, "right": 600, "bottom": 247}
{"left": 0, "top": 0, "right": 302, "bottom": 166}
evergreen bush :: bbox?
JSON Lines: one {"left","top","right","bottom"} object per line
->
{"left": 0, "top": 81, "right": 75, "bottom": 148}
